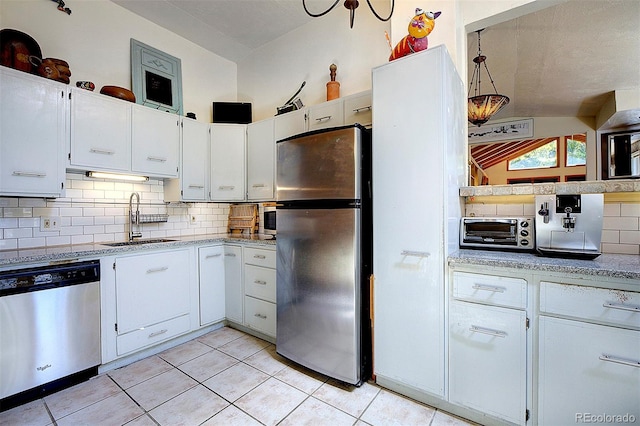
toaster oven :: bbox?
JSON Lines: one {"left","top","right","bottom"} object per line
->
{"left": 460, "top": 217, "right": 534, "bottom": 251}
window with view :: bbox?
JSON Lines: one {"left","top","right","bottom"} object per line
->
{"left": 566, "top": 134, "right": 586, "bottom": 166}
{"left": 508, "top": 139, "right": 558, "bottom": 170}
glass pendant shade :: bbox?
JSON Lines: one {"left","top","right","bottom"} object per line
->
{"left": 468, "top": 94, "right": 510, "bottom": 126}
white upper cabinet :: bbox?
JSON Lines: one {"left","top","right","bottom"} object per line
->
{"left": 306, "top": 98, "right": 343, "bottom": 131}
{"left": 70, "top": 88, "right": 131, "bottom": 172}
{"left": 210, "top": 123, "right": 246, "bottom": 201}
{"left": 247, "top": 118, "right": 275, "bottom": 201}
{"left": 164, "top": 118, "right": 209, "bottom": 202}
{"left": 70, "top": 88, "right": 180, "bottom": 178}
{"left": 0, "top": 66, "right": 66, "bottom": 197}
{"left": 274, "top": 108, "right": 307, "bottom": 142}
{"left": 131, "top": 104, "right": 179, "bottom": 177}
{"left": 343, "top": 91, "right": 372, "bottom": 127}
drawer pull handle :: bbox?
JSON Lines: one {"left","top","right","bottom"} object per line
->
{"left": 188, "top": 184, "right": 204, "bottom": 189}
{"left": 603, "top": 302, "right": 640, "bottom": 313}
{"left": 472, "top": 284, "right": 506, "bottom": 293}
{"left": 12, "top": 171, "right": 46, "bottom": 178}
{"left": 469, "top": 325, "right": 507, "bottom": 338}
{"left": 254, "top": 280, "right": 267, "bottom": 285}
{"left": 599, "top": 354, "right": 640, "bottom": 368}
{"left": 353, "top": 106, "right": 372, "bottom": 113}
{"left": 146, "top": 266, "right": 168, "bottom": 273}
{"left": 206, "top": 253, "right": 222, "bottom": 259}
{"left": 218, "top": 185, "right": 235, "bottom": 190}
{"left": 147, "top": 156, "right": 167, "bottom": 162}
{"left": 401, "top": 250, "right": 430, "bottom": 258}
{"left": 315, "top": 115, "right": 332, "bottom": 122}
{"left": 254, "top": 313, "right": 267, "bottom": 319}
{"left": 149, "top": 329, "right": 168, "bottom": 338}
{"left": 254, "top": 254, "right": 267, "bottom": 259}
{"left": 89, "top": 148, "right": 115, "bottom": 155}
{"left": 252, "top": 183, "right": 266, "bottom": 188}
{"left": 225, "top": 253, "right": 237, "bottom": 257}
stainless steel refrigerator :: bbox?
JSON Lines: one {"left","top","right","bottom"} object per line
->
{"left": 275, "top": 124, "right": 372, "bottom": 386}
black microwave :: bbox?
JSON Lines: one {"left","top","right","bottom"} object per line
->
{"left": 263, "top": 206, "right": 276, "bottom": 235}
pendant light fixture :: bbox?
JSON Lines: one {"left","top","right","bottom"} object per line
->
{"left": 468, "top": 29, "right": 510, "bottom": 126}
{"left": 303, "top": 0, "right": 394, "bottom": 29}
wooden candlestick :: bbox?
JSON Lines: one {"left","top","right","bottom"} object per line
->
{"left": 326, "top": 63, "right": 340, "bottom": 101}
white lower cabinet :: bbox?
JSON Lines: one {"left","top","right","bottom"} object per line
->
{"left": 243, "top": 246, "right": 276, "bottom": 337}
{"left": 114, "top": 249, "right": 191, "bottom": 355}
{"left": 449, "top": 300, "right": 528, "bottom": 425}
{"left": 198, "top": 245, "right": 225, "bottom": 326}
{"left": 538, "top": 279, "right": 640, "bottom": 424}
{"left": 224, "top": 245, "right": 243, "bottom": 324}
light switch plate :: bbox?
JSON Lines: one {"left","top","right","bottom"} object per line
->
{"left": 40, "top": 216, "right": 61, "bottom": 231}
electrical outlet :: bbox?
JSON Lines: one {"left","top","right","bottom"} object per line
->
{"left": 40, "top": 216, "right": 61, "bottom": 231}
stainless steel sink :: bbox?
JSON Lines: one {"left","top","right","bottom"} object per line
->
{"left": 102, "top": 238, "right": 177, "bottom": 247}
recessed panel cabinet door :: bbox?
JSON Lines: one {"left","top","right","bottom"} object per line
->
{"left": 180, "top": 118, "right": 209, "bottom": 201}
{"left": 131, "top": 105, "right": 179, "bottom": 177}
{"left": 247, "top": 118, "right": 275, "bottom": 200}
{"left": 0, "top": 67, "right": 66, "bottom": 197}
{"left": 224, "top": 245, "right": 243, "bottom": 324}
{"left": 210, "top": 124, "right": 246, "bottom": 201}
{"left": 199, "top": 246, "right": 226, "bottom": 326}
{"left": 70, "top": 88, "right": 131, "bottom": 172}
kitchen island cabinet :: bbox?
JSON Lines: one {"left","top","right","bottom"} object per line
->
{"left": 449, "top": 270, "right": 530, "bottom": 425}
{"left": 0, "top": 66, "right": 66, "bottom": 198}
{"left": 372, "top": 46, "right": 465, "bottom": 398}
{"left": 538, "top": 277, "right": 640, "bottom": 425}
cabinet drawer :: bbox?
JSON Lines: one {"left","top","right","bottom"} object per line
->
{"left": 244, "top": 247, "right": 276, "bottom": 268}
{"left": 343, "top": 92, "right": 372, "bottom": 127}
{"left": 449, "top": 300, "right": 527, "bottom": 425}
{"left": 244, "top": 296, "right": 276, "bottom": 337}
{"left": 540, "top": 281, "right": 640, "bottom": 329}
{"left": 244, "top": 264, "right": 276, "bottom": 303}
{"left": 539, "top": 316, "right": 640, "bottom": 425}
{"left": 116, "top": 314, "right": 190, "bottom": 356}
{"left": 452, "top": 271, "right": 527, "bottom": 309}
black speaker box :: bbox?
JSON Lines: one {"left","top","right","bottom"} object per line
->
{"left": 212, "top": 102, "right": 252, "bottom": 124}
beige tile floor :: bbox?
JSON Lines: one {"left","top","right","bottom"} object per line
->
{"left": 1, "top": 327, "right": 475, "bottom": 426}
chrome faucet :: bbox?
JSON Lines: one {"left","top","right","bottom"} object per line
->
{"left": 129, "top": 192, "right": 142, "bottom": 241}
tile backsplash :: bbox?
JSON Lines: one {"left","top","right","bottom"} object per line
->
{"left": 0, "top": 173, "right": 237, "bottom": 251}
{"left": 465, "top": 202, "right": 640, "bottom": 255}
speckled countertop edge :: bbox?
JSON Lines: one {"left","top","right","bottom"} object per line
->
{"left": 449, "top": 249, "right": 640, "bottom": 281}
{"left": 0, "top": 234, "right": 276, "bottom": 267}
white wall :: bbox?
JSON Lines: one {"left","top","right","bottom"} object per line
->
{"left": 0, "top": 0, "right": 236, "bottom": 122}
{"left": 237, "top": 1, "right": 391, "bottom": 121}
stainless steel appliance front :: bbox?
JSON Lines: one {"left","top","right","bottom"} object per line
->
{"left": 0, "top": 260, "right": 101, "bottom": 407}
{"left": 276, "top": 125, "right": 372, "bottom": 386}
{"left": 460, "top": 217, "right": 534, "bottom": 250}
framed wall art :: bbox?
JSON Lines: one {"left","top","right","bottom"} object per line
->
{"left": 131, "top": 39, "right": 183, "bottom": 115}
{"left": 468, "top": 118, "right": 534, "bottom": 144}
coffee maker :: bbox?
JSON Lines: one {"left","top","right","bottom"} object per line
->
{"left": 535, "top": 194, "right": 604, "bottom": 259}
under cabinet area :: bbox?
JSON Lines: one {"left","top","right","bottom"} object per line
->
{"left": 114, "top": 249, "right": 191, "bottom": 356}
{"left": 243, "top": 246, "right": 276, "bottom": 337}
{"left": 537, "top": 278, "right": 640, "bottom": 424}
{"left": 449, "top": 270, "right": 529, "bottom": 425}
{"left": 0, "top": 66, "right": 67, "bottom": 197}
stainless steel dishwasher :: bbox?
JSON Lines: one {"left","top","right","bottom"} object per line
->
{"left": 0, "top": 260, "right": 101, "bottom": 410}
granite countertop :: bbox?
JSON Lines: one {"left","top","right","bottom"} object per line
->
{"left": 449, "top": 249, "right": 640, "bottom": 281}
{"left": 0, "top": 234, "right": 276, "bottom": 268}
